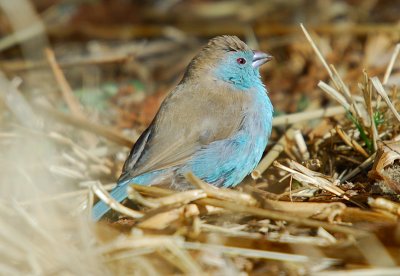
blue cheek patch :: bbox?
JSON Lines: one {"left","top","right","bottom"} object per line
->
{"left": 214, "top": 51, "right": 261, "bottom": 90}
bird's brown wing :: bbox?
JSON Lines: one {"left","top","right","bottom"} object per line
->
{"left": 119, "top": 82, "right": 250, "bottom": 182}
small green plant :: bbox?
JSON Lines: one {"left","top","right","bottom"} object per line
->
{"left": 346, "top": 111, "right": 373, "bottom": 152}
{"left": 373, "top": 111, "right": 385, "bottom": 127}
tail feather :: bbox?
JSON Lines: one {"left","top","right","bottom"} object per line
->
{"left": 91, "top": 181, "right": 129, "bottom": 221}
{"left": 92, "top": 170, "right": 170, "bottom": 221}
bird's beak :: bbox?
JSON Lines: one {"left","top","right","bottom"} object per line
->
{"left": 252, "top": 51, "right": 273, "bottom": 68}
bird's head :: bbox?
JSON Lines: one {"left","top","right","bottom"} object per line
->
{"left": 183, "top": 35, "right": 272, "bottom": 90}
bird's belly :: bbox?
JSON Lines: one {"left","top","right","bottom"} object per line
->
{"left": 181, "top": 127, "right": 268, "bottom": 188}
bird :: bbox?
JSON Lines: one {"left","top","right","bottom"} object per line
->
{"left": 92, "top": 35, "right": 273, "bottom": 221}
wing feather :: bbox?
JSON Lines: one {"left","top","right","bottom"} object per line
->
{"left": 120, "top": 81, "right": 251, "bottom": 179}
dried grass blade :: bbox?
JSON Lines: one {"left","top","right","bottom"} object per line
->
{"left": 330, "top": 64, "right": 367, "bottom": 122}
{"left": 371, "top": 76, "right": 400, "bottom": 123}
{"left": 272, "top": 105, "right": 346, "bottom": 126}
{"left": 164, "top": 240, "right": 203, "bottom": 274}
{"left": 0, "top": 72, "right": 42, "bottom": 128}
{"left": 91, "top": 182, "right": 143, "bottom": 219}
{"left": 132, "top": 185, "right": 367, "bottom": 236}
{"left": 137, "top": 206, "right": 186, "bottom": 230}
{"left": 98, "top": 236, "right": 202, "bottom": 274}
{"left": 185, "top": 172, "right": 257, "bottom": 206}
{"left": 45, "top": 48, "right": 85, "bottom": 119}
{"left": 129, "top": 185, "right": 206, "bottom": 207}
{"left": 252, "top": 126, "right": 296, "bottom": 179}
{"left": 318, "top": 81, "right": 350, "bottom": 109}
{"left": 383, "top": 43, "right": 400, "bottom": 85}
{"left": 183, "top": 241, "right": 329, "bottom": 263}
{"left": 351, "top": 140, "right": 370, "bottom": 158}
{"left": 300, "top": 24, "right": 335, "bottom": 84}
{"left": 293, "top": 129, "right": 310, "bottom": 160}
{"left": 340, "top": 153, "right": 376, "bottom": 182}
{"left": 274, "top": 161, "right": 348, "bottom": 199}
{"left": 369, "top": 197, "right": 400, "bottom": 216}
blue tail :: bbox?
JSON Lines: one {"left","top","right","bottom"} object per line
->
{"left": 92, "top": 180, "right": 130, "bottom": 221}
{"left": 92, "top": 170, "right": 168, "bottom": 221}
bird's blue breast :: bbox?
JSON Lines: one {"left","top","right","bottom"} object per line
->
{"left": 181, "top": 84, "right": 272, "bottom": 187}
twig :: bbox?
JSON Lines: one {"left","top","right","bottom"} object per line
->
{"left": 329, "top": 65, "right": 352, "bottom": 104}
{"left": 336, "top": 126, "right": 369, "bottom": 158}
{"left": 45, "top": 48, "right": 86, "bottom": 118}
{"left": 272, "top": 105, "right": 346, "bottom": 126}
{"left": 200, "top": 223, "right": 261, "bottom": 238}
{"left": 351, "top": 140, "right": 370, "bottom": 158}
{"left": 137, "top": 205, "right": 190, "bottom": 230}
{"left": 128, "top": 185, "right": 206, "bottom": 208}
{"left": 383, "top": 43, "right": 400, "bottom": 85}
{"left": 251, "top": 126, "right": 295, "bottom": 179}
{"left": 273, "top": 161, "right": 348, "bottom": 199}
{"left": 184, "top": 172, "right": 257, "bottom": 206}
{"left": 293, "top": 129, "right": 310, "bottom": 160}
{"left": 132, "top": 185, "right": 369, "bottom": 237}
{"left": 45, "top": 47, "right": 98, "bottom": 145}
{"left": 300, "top": 24, "right": 338, "bottom": 88}
{"left": 340, "top": 153, "right": 376, "bottom": 182}
{"left": 203, "top": 198, "right": 366, "bottom": 237}
{"left": 330, "top": 64, "right": 366, "bottom": 123}
{"left": 183, "top": 242, "right": 338, "bottom": 264}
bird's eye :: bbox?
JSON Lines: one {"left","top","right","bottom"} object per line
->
{"left": 236, "top": 57, "right": 246, "bottom": 65}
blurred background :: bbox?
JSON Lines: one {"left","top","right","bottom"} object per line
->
{"left": 0, "top": 0, "right": 399, "bottom": 275}
{"left": 1, "top": 0, "right": 399, "bottom": 129}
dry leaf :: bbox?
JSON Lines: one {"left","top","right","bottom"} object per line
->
{"left": 368, "top": 142, "right": 400, "bottom": 193}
